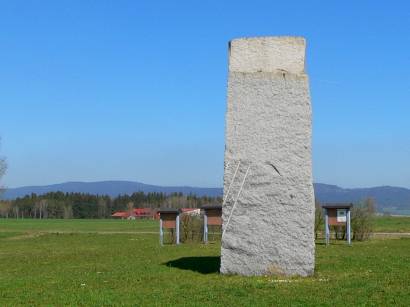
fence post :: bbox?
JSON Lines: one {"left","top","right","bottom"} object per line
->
{"left": 176, "top": 214, "right": 180, "bottom": 245}
{"left": 325, "top": 208, "right": 329, "bottom": 245}
{"left": 159, "top": 218, "right": 163, "bottom": 246}
{"left": 347, "top": 209, "right": 351, "bottom": 245}
{"left": 203, "top": 214, "right": 208, "bottom": 243}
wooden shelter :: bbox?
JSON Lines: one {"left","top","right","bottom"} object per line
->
{"left": 201, "top": 205, "right": 222, "bottom": 243}
{"left": 158, "top": 208, "right": 180, "bottom": 245}
{"left": 321, "top": 203, "right": 353, "bottom": 245}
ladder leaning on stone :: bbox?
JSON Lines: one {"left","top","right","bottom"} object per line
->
{"left": 222, "top": 161, "right": 241, "bottom": 205}
{"left": 222, "top": 162, "right": 251, "bottom": 238}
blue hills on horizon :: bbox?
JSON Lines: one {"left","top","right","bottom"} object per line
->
{"left": 2, "top": 181, "right": 223, "bottom": 199}
{"left": 2, "top": 181, "right": 410, "bottom": 214}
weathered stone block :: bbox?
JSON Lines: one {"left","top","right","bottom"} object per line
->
{"left": 220, "top": 36, "right": 315, "bottom": 276}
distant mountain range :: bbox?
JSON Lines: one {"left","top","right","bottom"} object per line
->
{"left": 2, "top": 181, "right": 410, "bottom": 214}
{"left": 2, "top": 181, "right": 222, "bottom": 199}
{"left": 314, "top": 183, "right": 410, "bottom": 215}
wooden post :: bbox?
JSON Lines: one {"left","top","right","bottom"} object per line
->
{"left": 176, "top": 214, "right": 180, "bottom": 245}
{"left": 159, "top": 218, "right": 163, "bottom": 246}
{"left": 347, "top": 208, "right": 351, "bottom": 245}
{"left": 325, "top": 208, "right": 329, "bottom": 245}
{"left": 203, "top": 214, "right": 208, "bottom": 243}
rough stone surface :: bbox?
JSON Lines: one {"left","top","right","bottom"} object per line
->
{"left": 220, "top": 36, "right": 315, "bottom": 277}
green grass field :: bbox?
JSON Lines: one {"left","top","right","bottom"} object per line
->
{"left": 0, "top": 218, "right": 409, "bottom": 306}
{"left": 374, "top": 216, "right": 410, "bottom": 233}
{"left": 0, "top": 218, "right": 158, "bottom": 234}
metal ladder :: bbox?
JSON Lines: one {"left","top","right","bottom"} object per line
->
{"left": 222, "top": 160, "right": 251, "bottom": 237}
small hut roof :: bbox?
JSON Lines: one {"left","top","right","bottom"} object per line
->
{"left": 157, "top": 208, "right": 180, "bottom": 214}
{"left": 321, "top": 203, "right": 353, "bottom": 209}
{"left": 201, "top": 204, "right": 222, "bottom": 210}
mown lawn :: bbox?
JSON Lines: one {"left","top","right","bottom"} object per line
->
{"left": 374, "top": 216, "right": 410, "bottom": 233}
{"left": 0, "top": 219, "right": 409, "bottom": 306}
{"left": 0, "top": 218, "right": 158, "bottom": 233}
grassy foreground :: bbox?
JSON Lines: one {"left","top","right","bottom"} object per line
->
{"left": 0, "top": 219, "right": 409, "bottom": 306}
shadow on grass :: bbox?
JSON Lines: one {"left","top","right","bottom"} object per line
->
{"left": 164, "top": 256, "right": 220, "bottom": 274}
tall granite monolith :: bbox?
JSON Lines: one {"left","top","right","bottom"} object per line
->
{"left": 220, "top": 36, "right": 315, "bottom": 276}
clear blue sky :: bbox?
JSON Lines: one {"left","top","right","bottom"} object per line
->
{"left": 1, "top": 1, "right": 409, "bottom": 189}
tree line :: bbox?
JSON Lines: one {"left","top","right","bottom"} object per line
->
{"left": 0, "top": 192, "right": 222, "bottom": 219}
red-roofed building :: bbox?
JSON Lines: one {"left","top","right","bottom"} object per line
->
{"left": 133, "top": 208, "right": 154, "bottom": 218}
{"left": 111, "top": 208, "right": 156, "bottom": 219}
{"left": 111, "top": 208, "right": 201, "bottom": 220}
{"left": 111, "top": 211, "right": 130, "bottom": 219}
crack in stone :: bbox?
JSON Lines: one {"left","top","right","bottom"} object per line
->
{"left": 266, "top": 162, "right": 281, "bottom": 176}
